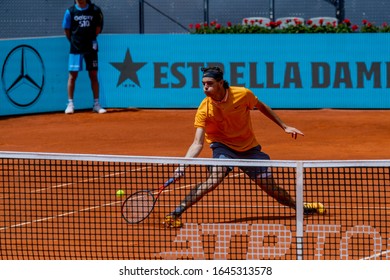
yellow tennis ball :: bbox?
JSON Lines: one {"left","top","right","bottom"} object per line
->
{"left": 116, "top": 189, "right": 125, "bottom": 197}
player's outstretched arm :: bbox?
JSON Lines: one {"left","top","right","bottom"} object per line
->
{"left": 174, "top": 127, "right": 205, "bottom": 178}
{"left": 256, "top": 100, "right": 304, "bottom": 139}
{"left": 184, "top": 127, "right": 205, "bottom": 158}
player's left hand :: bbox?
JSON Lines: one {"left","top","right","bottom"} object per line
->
{"left": 285, "top": 126, "right": 304, "bottom": 139}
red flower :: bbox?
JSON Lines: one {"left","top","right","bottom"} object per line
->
{"left": 268, "top": 21, "right": 280, "bottom": 28}
{"left": 227, "top": 21, "right": 232, "bottom": 27}
{"left": 189, "top": 24, "right": 193, "bottom": 29}
{"left": 195, "top": 23, "right": 201, "bottom": 30}
{"left": 319, "top": 18, "right": 324, "bottom": 25}
{"left": 362, "top": 19, "right": 368, "bottom": 25}
{"left": 210, "top": 21, "right": 217, "bottom": 26}
{"left": 343, "top": 19, "right": 351, "bottom": 26}
{"left": 215, "top": 23, "right": 221, "bottom": 29}
{"left": 351, "top": 24, "right": 358, "bottom": 31}
{"left": 307, "top": 20, "right": 313, "bottom": 25}
{"left": 294, "top": 18, "right": 302, "bottom": 25}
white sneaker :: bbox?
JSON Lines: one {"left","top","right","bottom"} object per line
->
{"left": 65, "top": 103, "right": 74, "bottom": 114}
{"left": 93, "top": 103, "right": 106, "bottom": 114}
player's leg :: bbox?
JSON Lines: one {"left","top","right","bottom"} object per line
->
{"left": 254, "top": 175, "right": 296, "bottom": 208}
{"left": 164, "top": 165, "right": 228, "bottom": 228}
{"left": 65, "top": 54, "right": 83, "bottom": 114}
{"left": 88, "top": 69, "right": 99, "bottom": 100}
{"left": 174, "top": 166, "right": 228, "bottom": 214}
{"left": 85, "top": 52, "right": 106, "bottom": 113}
{"left": 238, "top": 146, "right": 296, "bottom": 207}
{"left": 67, "top": 71, "right": 78, "bottom": 100}
{"left": 65, "top": 71, "right": 78, "bottom": 114}
{"left": 240, "top": 146, "right": 325, "bottom": 214}
{"left": 165, "top": 142, "right": 233, "bottom": 227}
{"left": 253, "top": 172, "right": 326, "bottom": 214}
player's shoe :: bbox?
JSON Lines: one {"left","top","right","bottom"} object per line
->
{"left": 93, "top": 103, "right": 107, "bottom": 114}
{"left": 303, "top": 202, "right": 326, "bottom": 215}
{"left": 65, "top": 103, "right": 74, "bottom": 114}
{"left": 163, "top": 214, "right": 183, "bottom": 228}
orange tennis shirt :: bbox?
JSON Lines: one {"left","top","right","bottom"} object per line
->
{"left": 194, "top": 86, "right": 260, "bottom": 152}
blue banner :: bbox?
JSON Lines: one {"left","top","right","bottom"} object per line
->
{"left": 1, "top": 34, "right": 389, "bottom": 116}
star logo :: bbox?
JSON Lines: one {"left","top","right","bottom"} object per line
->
{"left": 110, "top": 49, "right": 146, "bottom": 87}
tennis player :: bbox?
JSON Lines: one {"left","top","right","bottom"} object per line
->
{"left": 62, "top": 0, "right": 106, "bottom": 114}
{"left": 164, "top": 66, "right": 325, "bottom": 228}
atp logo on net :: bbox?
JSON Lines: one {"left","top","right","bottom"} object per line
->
{"left": 158, "top": 222, "right": 388, "bottom": 260}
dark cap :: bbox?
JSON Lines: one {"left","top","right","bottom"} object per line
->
{"left": 201, "top": 66, "right": 224, "bottom": 81}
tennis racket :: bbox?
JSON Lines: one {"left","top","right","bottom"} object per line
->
{"left": 121, "top": 177, "right": 177, "bottom": 224}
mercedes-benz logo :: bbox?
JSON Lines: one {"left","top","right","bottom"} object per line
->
{"left": 1, "top": 44, "right": 45, "bottom": 107}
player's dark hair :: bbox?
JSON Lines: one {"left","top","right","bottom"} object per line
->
{"left": 201, "top": 66, "right": 230, "bottom": 89}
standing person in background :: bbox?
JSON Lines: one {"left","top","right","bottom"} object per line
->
{"left": 164, "top": 66, "right": 325, "bottom": 228}
{"left": 62, "top": 0, "right": 106, "bottom": 114}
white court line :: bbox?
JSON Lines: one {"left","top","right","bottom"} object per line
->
{"left": 1, "top": 166, "right": 149, "bottom": 231}
{"left": 361, "top": 247, "right": 390, "bottom": 260}
{"left": 1, "top": 170, "right": 243, "bottom": 231}
{"left": 0, "top": 200, "right": 120, "bottom": 231}
{"left": 0, "top": 181, "right": 198, "bottom": 232}
{"left": 31, "top": 166, "right": 149, "bottom": 193}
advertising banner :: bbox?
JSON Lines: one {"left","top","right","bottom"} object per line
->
{"left": 1, "top": 34, "right": 389, "bottom": 116}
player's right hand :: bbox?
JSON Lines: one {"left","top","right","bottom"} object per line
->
{"left": 174, "top": 165, "right": 187, "bottom": 178}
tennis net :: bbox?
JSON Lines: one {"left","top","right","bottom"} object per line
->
{"left": 0, "top": 151, "right": 389, "bottom": 260}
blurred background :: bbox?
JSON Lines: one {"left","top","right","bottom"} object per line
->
{"left": 1, "top": 0, "right": 389, "bottom": 38}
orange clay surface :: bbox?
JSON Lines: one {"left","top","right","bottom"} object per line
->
{"left": 0, "top": 108, "right": 390, "bottom": 160}
{"left": 1, "top": 108, "right": 390, "bottom": 260}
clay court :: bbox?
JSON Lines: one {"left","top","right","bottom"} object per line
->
{"left": 0, "top": 109, "right": 389, "bottom": 260}
{"left": 1, "top": 109, "right": 390, "bottom": 159}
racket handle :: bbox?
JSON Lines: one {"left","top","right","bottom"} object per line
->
{"left": 163, "top": 177, "right": 176, "bottom": 187}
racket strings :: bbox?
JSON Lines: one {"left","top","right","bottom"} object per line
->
{"left": 122, "top": 191, "right": 155, "bottom": 223}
